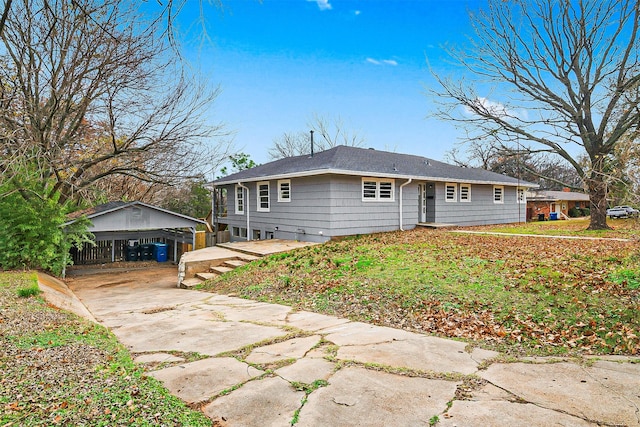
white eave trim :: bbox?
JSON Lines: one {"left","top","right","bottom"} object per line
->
{"left": 212, "top": 168, "right": 539, "bottom": 188}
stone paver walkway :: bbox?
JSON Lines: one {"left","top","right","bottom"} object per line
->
{"left": 65, "top": 268, "right": 640, "bottom": 427}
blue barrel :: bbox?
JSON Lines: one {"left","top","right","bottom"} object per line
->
{"left": 549, "top": 212, "right": 558, "bottom": 220}
{"left": 154, "top": 243, "right": 168, "bottom": 262}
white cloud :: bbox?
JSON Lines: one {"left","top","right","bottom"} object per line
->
{"left": 354, "top": 10, "right": 361, "bottom": 16}
{"left": 308, "top": 0, "right": 332, "bottom": 10}
{"left": 366, "top": 57, "right": 398, "bottom": 66}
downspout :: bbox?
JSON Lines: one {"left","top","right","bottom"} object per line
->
{"left": 399, "top": 178, "right": 412, "bottom": 231}
{"left": 238, "top": 182, "right": 250, "bottom": 241}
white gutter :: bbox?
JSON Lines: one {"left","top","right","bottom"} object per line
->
{"left": 237, "top": 182, "right": 250, "bottom": 241}
{"left": 399, "top": 178, "right": 412, "bottom": 231}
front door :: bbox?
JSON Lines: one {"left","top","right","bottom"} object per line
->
{"left": 419, "top": 184, "right": 427, "bottom": 222}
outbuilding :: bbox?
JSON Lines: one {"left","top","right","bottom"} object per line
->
{"left": 64, "top": 201, "right": 207, "bottom": 265}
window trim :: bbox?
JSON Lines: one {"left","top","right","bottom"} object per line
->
{"left": 256, "top": 181, "right": 270, "bottom": 212}
{"left": 361, "top": 178, "right": 395, "bottom": 202}
{"left": 445, "top": 183, "right": 457, "bottom": 203}
{"left": 234, "top": 185, "right": 244, "bottom": 215}
{"left": 493, "top": 185, "right": 504, "bottom": 204}
{"left": 277, "top": 179, "right": 291, "bottom": 202}
{"left": 459, "top": 183, "right": 471, "bottom": 202}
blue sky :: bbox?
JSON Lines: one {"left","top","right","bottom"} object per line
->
{"left": 177, "top": 0, "right": 485, "bottom": 165}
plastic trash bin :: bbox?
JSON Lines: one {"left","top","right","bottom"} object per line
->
{"left": 138, "top": 243, "right": 154, "bottom": 261}
{"left": 154, "top": 243, "right": 168, "bottom": 262}
{"left": 125, "top": 245, "right": 139, "bottom": 261}
{"left": 549, "top": 212, "right": 558, "bottom": 220}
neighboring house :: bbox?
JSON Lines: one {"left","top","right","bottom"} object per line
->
{"left": 526, "top": 189, "right": 591, "bottom": 220}
{"left": 211, "top": 146, "right": 538, "bottom": 243}
{"left": 64, "top": 201, "right": 207, "bottom": 265}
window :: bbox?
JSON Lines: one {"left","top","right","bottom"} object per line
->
{"left": 232, "top": 227, "right": 247, "bottom": 238}
{"left": 363, "top": 180, "right": 377, "bottom": 199}
{"left": 362, "top": 178, "right": 395, "bottom": 201}
{"left": 445, "top": 183, "right": 457, "bottom": 202}
{"left": 278, "top": 179, "right": 291, "bottom": 202}
{"left": 517, "top": 187, "right": 526, "bottom": 204}
{"left": 257, "top": 181, "right": 270, "bottom": 212}
{"left": 235, "top": 185, "right": 244, "bottom": 214}
{"left": 493, "top": 185, "right": 504, "bottom": 204}
{"left": 460, "top": 184, "right": 471, "bottom": 202}
{"left": 252, "top": 229, "right": 261, "bottom": 240}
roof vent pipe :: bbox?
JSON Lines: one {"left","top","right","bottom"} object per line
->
{"left": 310, "top": 130, "right": 314, "bottom": 157}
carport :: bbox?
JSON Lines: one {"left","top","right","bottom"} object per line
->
{"left": 64, "top": 201, "right": 207, "bottom": 266}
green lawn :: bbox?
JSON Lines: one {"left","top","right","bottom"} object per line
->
{"left": 0, "top": 272, "right": 212, "bottom": 426}
{"left": 203, "top": 227, "right": 640, "bottom": 357}
{"left": 474, "top": 217, "right": 640, "bottom": 238}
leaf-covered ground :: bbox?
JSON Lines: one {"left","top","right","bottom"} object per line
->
{"left": 0, "top": 272, "right": 212, "bottom": 426}
{"left": 204, "top": 227, "right": 640, "bottom": 356}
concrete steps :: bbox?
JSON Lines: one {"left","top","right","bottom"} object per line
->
{"left": 179, "top": 278, "right": 202, "bottom": 289}
{"left": 195, "top": 272, "right": 218, "bottom": 281}
{"left": 210, "top": 265, "right": 234, "bottom": 275}
{"left": 179, "top": 255, "right": 258, "bottom": 288}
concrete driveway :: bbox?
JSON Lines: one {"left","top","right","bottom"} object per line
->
{"left": 66, "top": 267, "right": 640, "bottom": 427}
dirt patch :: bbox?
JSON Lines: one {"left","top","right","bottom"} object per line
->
{"left": 65, "top": 266, "right": 178, "bottom": 292}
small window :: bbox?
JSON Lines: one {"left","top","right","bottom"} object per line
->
{"left": 363, "top": 180, "right": 377, "bottom": 199}
{"left": 278, "top": 179, "right": 291, "bottom": 202}
{"left": 445, "top": 183, "right": 457, "bottom": 202}
{"left": 252, "top": 229, "right": 261, "bottom": 240}
{"left": 517, "top": 187, "right": 526, "bottom": 204}
{"left": 257, "top": 181, "right": 270, "bottom": 212}
{"left": 235, "top": 185, "right": 244, "bottom": 214}
{"left": 379, "top": 181, "right": 393, "bottom": 199}
{"left": 460, "top": 184, "right": 471, "bottom": 202}
{"left": 494, "top": 185, "right": 504, "bottom": 204}
{"left": 232, "top": 227, "right": 248, "bottom": 238}
{"left": 362, "top": 178, "right": 395, "bottom": 201}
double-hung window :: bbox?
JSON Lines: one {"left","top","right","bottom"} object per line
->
{"left": 278, "top": 179, "right": 291, "bottom": 202}
{"left": 362, "top": 178, "right": 395, "bottom": 201}
{"left": 517, "top": 187, "right": 526, "bottom": 204}
{"left": 445, "top": 183, "right": 457, "bottom": 202}
{"left": 257, "top": 181, "right": 270, "bottom": 212}
{"left": 235, "top": 185, "right": 244, "bottom": 214}
{"left": 493, "top": 185, "right": 504, "bottom": 204}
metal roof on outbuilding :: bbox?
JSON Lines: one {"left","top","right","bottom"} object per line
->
{"left": 212, "top": 145, "right": 538, "bottom": 187}
{"left": 64, "top": 201, "right": 207, "bottom": 232}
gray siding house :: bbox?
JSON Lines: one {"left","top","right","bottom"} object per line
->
{"left": 211, "top": 146, "right": 537, "bottom": 243}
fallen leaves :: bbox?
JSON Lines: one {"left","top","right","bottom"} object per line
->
{"left": 210, "top": 227, "right": 640, "bottom": 356}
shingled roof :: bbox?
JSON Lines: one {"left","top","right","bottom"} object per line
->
{"left": 212, "top": 146, "right": 537, "bottom": 187}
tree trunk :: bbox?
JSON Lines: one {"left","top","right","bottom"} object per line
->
{"left": 587, "top": 172, "right": 611, "bottom": 230}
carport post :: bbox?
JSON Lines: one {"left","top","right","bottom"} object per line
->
{"left": 111, "top": 239, "right": 115, "bottom": 262}
{"left": 191, "top": 227, "right": 196, "bottom": 251}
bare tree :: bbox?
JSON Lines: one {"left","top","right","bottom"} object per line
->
{"left": 0, "top": 0, "right": 230, "bottom": 206}
{"left": 268, "top": 131, "right": 311, "bottom": 160}
{"left": 429, "top": 0, "right": 640, "bottom": 229}
{"left": 268, "top": 114, "right": 366, "bottom": 160}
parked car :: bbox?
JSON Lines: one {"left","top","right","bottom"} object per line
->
{"left": 607, "top": 205, "right": 639, "bottom": 218}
